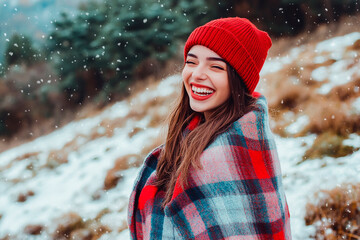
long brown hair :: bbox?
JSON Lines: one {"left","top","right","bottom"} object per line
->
{"left": 155, "top": 63, "right": 258, "bottom": 206}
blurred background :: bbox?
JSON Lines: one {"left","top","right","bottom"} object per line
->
{"left": 1, "top": 0, "right": 360, "bottom": 239}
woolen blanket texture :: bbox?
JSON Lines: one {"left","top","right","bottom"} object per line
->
{"left": 128, "top": 94, "right": 291, "bottom": 240}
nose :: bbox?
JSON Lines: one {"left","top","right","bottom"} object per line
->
{"left": 192, "top": 64, "right": 207, "bottom": 80}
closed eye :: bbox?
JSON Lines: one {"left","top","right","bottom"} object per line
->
{"left": 211, "top": 65, "right": 225, "bottom": 70}
{"left": 185, "top": 60, "right": 196, "bottom": 64}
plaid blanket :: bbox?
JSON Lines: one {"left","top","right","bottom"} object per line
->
{"left": 128, "top": 94, "right": 291, "bottom": 239}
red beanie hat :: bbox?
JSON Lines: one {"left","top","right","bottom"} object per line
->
{"left": 184, "top": 17, "right": 272, "bottom": 94}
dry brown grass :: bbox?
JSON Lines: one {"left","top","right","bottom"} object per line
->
{"left": 0, "top": 235, "right": 9, "bottom": 240}
{"left": 42, "top": 134, "right": 88, "bottom": 169}
{"left": 305, "top": 183, "right": 360, "bottom": 240}
{"left": 146, "top": 93, "right": 179, "bottom": 128}
{"left": 44, "top": 149, "right": 69, "bottom": 169}
{"left": 126, "top": 90, "right": 176, "bottom": 124}
{"left": 128, "top": 127, "right": 144, "bottom": 138}
{"left": 0, "top": 56, "right": 181, "bottom": 155}
{"left": 0, "top": 107, "right": 78, "bottom": 154}
{"left": 117, "top": 220, "right": 128, "bottom": 233}
{"left": 24, "top": 225, "right": 43, "bottom": 235}
{"left": 347, "top": 39, "right": 360, "bottom": 52}
{"left": 303, "top": 101, "right": 360, "bottom": 137}
{"left": 89, "top": 118, "right": 127, "bottom": 140}
{"left": 103, "top": 154, "right": 139, "bottom": 190}
{"left": 140, "top": 135, "right": 165, "bottom": 158}
{"left": 131, "top": 57, "right": 182, "bottom": 95}
{"left": 51, "top": 212, "right": 84, "bottom": 239}
{"left": 327, "top": 77, "right": 360, "bottom": 102}
{"left": 0, "top": 151, "right": 41, "bottom": 178}
{"left": 148, "top": 111, "right": 167, "bottom": 128}
{"left": 46, "top": 211, "right": 111, "bottom": 240}
{"left": 265, "top": 28, "right": 360, "bottom": 142}
{"left": 265, "top": 65, "right": 313, "bottom": 137}
{"left": 17, "top": 190, "right": 35, "bottom": 203}
{"left": 14, "top": 152, "right": 41, "bottom": 161}
{"left": 302, "top": 131, "right": 359, "bottom": 162}
{"left": 267, "top": 75, "right": 312, "bottom": 111}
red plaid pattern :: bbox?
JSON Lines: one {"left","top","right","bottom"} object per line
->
{"left": 128, "top": 94, "right": 291, "bottom": 239}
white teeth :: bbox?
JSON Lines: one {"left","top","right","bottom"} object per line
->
{"left": 191, "top": 85, "right": 214, "bottom": 95}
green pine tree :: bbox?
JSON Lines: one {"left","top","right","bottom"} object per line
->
{"left": 5, "top": 34, "right": 39, "bottom": 67}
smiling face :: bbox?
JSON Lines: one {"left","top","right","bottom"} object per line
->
{"left": 182, "top": 45, "right": 231, "bottom": 118}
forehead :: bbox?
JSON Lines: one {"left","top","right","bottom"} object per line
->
{"left": 187, "top": 45, "right": 222, "bottom": 59}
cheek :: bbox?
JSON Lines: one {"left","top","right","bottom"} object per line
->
{"left": 213, "top": 74, "right": 229, "bottom": 89}
{"left": 181, "top": 68, "right": 189, "bottom": 82}
{"left": 182, "top": 69, "right": 192, "bottom": 91}
{"left": 219, "top": 78, "right": 231, "bottom": 99}
{"left": 181, "top": 71, "right": 191, "bottom": 94}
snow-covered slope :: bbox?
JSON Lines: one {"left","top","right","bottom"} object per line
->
{"left": 0, "top": 76, "right": 180, "bottom": 239}
{"left": 1, "top": 32, "right": 360, "bottom": 239}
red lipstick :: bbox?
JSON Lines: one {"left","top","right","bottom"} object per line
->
{"left": 190, "top": 83, "right": 215, "bottom": 101}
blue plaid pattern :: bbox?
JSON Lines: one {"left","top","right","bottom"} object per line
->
{"left": 128, "top": 95, "right": 291, "bottom": 239}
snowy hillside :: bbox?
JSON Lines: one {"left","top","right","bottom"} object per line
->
{"left": 1, "top": 32, "right": 360, "bottom": 239}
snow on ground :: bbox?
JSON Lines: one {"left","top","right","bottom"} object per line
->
{"left": 312, "top": 32, "right": 360, "bottom": 94}
{"left": 1, "top": 33, "right": 360, "bottom": 239}
{"left": 277, "top": 135, "right": 360, "bottom": 239}
{"left": 0, "top": 100, "right": 130, "bottom": 169}
{"left": 260, "top": 46, "right": 305, "bottom": 76}
{"left": 285, "top": 115, "right": 310, "bottom": 135}
{"left": 315, "top": 32, "right": 360, "bottom": 59}
{"left": 351, "top": 97, "right": 360, "bottom": 114}
{"left": 315, "top": 59, "right": 359, "bottom": 94}
{"left": 0, "top": 76, "right": 180, "bottom": 239}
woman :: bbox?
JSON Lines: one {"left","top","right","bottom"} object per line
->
{"left": 128, "top": 17, "right": 291, "bottom": 239}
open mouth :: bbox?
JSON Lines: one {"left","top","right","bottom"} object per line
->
{"left": 191, "top": 84, "right": 215, "bottom": 96}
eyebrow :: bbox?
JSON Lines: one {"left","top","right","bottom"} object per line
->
{"left": 187, "top": 53, "right": 226, "bottom": 63}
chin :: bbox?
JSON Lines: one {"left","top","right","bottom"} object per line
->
{"left": 189, "top": 105, "right": 202, "bottom": 113}
{"left": 189, "top": 102, "right": 211, "bottom": 113}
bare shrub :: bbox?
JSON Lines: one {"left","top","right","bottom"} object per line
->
{"left": 305, "top": 183, "right": 360, "bottom": 240}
